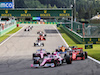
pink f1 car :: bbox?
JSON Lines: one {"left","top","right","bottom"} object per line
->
{"left": 32, "top": 49, "right": 49, "bottom": 59}
{"left": 31, "top": 54, "right": 63, "bottom": 68}
{"left": 31, "top": 52, "right": 72, "bottom": 68}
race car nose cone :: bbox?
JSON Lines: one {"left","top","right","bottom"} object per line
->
{"left": 31, "top": 64, "right": 33, "bottom": 67}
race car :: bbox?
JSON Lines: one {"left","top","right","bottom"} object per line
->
{"left": 37, "top": 35, "right": 46, "bottom": 41}
{"left": 37, "top": 31, "right": 46, "bottom": 37}
{"left": 24, "top": 26, "right": 33, "bottom": 31}
{"left": 31, "top": 51, "right": 72, "bottom": 68}
{"left": 34, "top": 40, "right": 44, "bottom": 47}
{"left": 55, "top": 50, "right": 72, "bottom": 64}
{"left": 32, "top": 49, "right": 49, "bottom": 59}
{"left": 37, "top": 31, "right": 43, "bottom": 34}
{"left": 40, "top": 33, "right": 46, "bottom": 37}
{"left": 56, "top": 45, "right": 69, "bottom": 52}
{"left": 31, "top": 52, "right": 70, "bottom": 68}
{"left": 30, "top": 26, "right": 33, "bottom": 29}
{"left": 68, "top": 47, "right": 88, "bottom": 60}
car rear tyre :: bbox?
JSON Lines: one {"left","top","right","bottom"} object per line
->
{"left": 55, "top": 49, "right": 58, "bottom": 52}
{"left": 24, "top": 29, "right": 26, "bottom": 31}
{"left": 44, "top": 38, "right": 46, "bottom": 40}
{"left": 84, "top": 52, "right": 87, "bottom": 59}
{"left": 81, "top": 53, "right": 85, "bottom": 60}
{"left": 34, "top": 60, "right": 40, "bottom": 64}
{"left": 66, "top": 56, "right": 72, "bottom": 64}
{"left": 45, "top": 34, "right": 46, "bottom": 37}
{"left": 34, "top": 43, "right": 36, "bottom": 46}
{"left": 51, "top": 59, "right": 57, "bottom": 67}
{"left": 37, "top": 38, "right": 40, "bottom": 40}
{"left": 42, "top": 43, "right": 44, "bottom": 46}
{"left": 47, "top": 52, "right": 50, "bottom": 55}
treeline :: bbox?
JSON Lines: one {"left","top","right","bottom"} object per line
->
{"left": 1, "top": 0, "right": 100, "bottom": 20}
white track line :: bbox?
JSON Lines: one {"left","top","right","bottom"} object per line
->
{"left": 53, "top": 26, "right": 69, "bottom": 48}
{"left": 0, "top": 26, "right": 25, "bottom": 46}
{"left": 53, "top": 25, "right": 100, "bottom": 64}
{"left": 88, "top": 56, "right": 100, "bottom": 64}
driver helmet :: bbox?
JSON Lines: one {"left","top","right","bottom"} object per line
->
{"left": 62, "top": 45, "right": 64, "bottom": 47}
{"left": 53, "top": 52, "right": 57, "bottom": 55}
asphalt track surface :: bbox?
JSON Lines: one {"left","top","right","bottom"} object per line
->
{"left": 0, "top": 25, "right": 100, "bottom": 75}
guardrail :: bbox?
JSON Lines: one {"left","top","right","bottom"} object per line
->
{"left": 0, "top": 20, "right": 16, "bottom": 37}
{"left": 17, "top": 22, "right": 60, "bottom": 24}
{"left": 57, "top": 24, "right": 100, "bottom": 44}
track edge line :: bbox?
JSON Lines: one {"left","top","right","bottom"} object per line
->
{"left": 0, "top": 26, "right": 25, "bottom": 46}
{"left": 54, "top": 25, "right": 100, "bottom": 64}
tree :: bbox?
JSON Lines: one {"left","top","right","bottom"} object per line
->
{"left": 53, "top": 5, "right": 57, "bottom": 8}
{"left": 0, "top": 0, "right": 12, "bottom": 2}
{"left": 2, "top": 0, "right": 100, "bottom": 20}
{"left": 24, "top": 0, "right": 44, "bottom": 8}
{"left": 48, "top": 4, "right": 52, "bottom": 8}
{"left": 78, "top": 7, "right": 86, "bottom": 19}
{"left": 15, "top": 0, "right": 26, "bottom": 8}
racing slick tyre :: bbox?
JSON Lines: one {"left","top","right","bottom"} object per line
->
{"left": 66, "top": 56, "right": 72, "bottom": 64}
{"left": 32, "top": 53, "right": 37, "bottom": 59}
{"left": 65, "top": 49, "right": 67, "bottom": 51}
{"left": 81, "top": 53, "right": 85, "bottom": 60}
{"left": 33, "top": 53, "right": 37, "bottom": 57}
{"left": 24, "top": 29, "right": 26, "bottom": 31}
{"left": 41, "top": 43, "right": 44, "bottom": 46}
{"left": 28, "top": 29, "right": 30, "bottom": 31}
{"left": 60, "top": 49, "right": 62, "bottom": 52}
{"left": 44, "top": 38, "right": 46, "bottom": 40}
{"left": 44, "top": 34, "right": 46, "bottom": 37}
{"left": 47, "top": 52, "right": 50, "bottom": 55}
{"left": 34, "top": 43, "right": 36, "bottom": 46}
{"left": 37, "top": 32, "right": 40, "bottom": 34}
{"left": 51, "top": 59, "right": 57, "bottom": 67}
{"left": 84, "top": 52, "right": 87, "bottom": 59}
{"left": 44, "top": 54, "right": 47, "bottom": 57}
{"left": 37, "top": 38, "right": 40, "bottom": 40}
{"left": 33, "top": 60, "right": 40, "bottom": 66}
{"left": 55, "top": 49, "right": 59, "bottom": 52}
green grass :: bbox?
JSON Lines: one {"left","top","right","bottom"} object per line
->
{"left": 58, "top": 27, "right": 100, "bottom": 61}
{"left": 0, "top": 27, "right": 22, "bottom": 43}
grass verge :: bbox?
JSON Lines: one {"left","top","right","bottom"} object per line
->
{"left": 0, "top": 27, "right": 22, "bottom": 43}
{"left": 58, "top": 27, "right": 100, "bottom": 61}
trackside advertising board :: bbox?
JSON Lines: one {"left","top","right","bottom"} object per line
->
{"left": 0, "top": 8, "right": 72, "bottom": 17}
{"left": 32, "top": 17, "right": 41, "bottom": 20}
{"left": 0, "top": 2, "right": 13, "bottom": 8}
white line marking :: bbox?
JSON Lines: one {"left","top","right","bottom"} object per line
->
{"left": 53, "top": 25, "right": 100, "bottom": 64}
{"left": 53, "top": 26, "right": 69, "bottom": 48}
{"left": 0, "top": 26, "right": 25, "bottom": 46}
{"left": 88, "top": 56, "right": 100, "bottom": 64}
